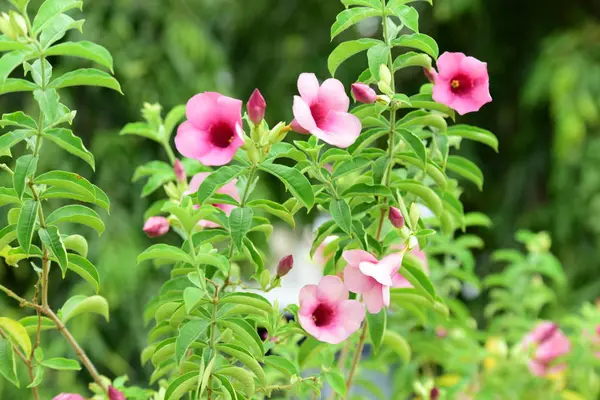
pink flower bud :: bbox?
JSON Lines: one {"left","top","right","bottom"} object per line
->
{"left": 143, "top": 216, "right": 169, "bottom": 238}
{"left": 247, "top": 88, "right": 266, "bottom": 125}
{"left": 174, "top": 159, "right": 186, "bottom": 182}
{"left": 108, "top": 387, "right": 126, "bottom": 400}
{"left": 351, "top": 83, "right": 377, "bottom": 104}
{"left": 388, "top": 207, "right": 405, "bottom": 228}
{"left": 53, "top": 395, "right": 85, "bottom": 400}
{"left": 276, "top": 254, "right": 294, "bottom": 277}
{"left": 430, "top": 387, "right": 440, "bottom": 400}
{"left": 436, "top": 327, "right": 447, "bottom": 338}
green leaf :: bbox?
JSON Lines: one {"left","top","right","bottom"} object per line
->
{"left": 264, "top": 355, "right": 299, "bottom": 376}
{"left": 217, "top": 367, "right": 255, "bottom": 397}
{"left": 138, "top": 244, "right": 194, "bottom": 265}
{"left": 30, "top": 59, "right": 52, "bottom": 87}
{"left": 259, "top": 163, "right": 314, "bottom": 209}
{"left": 216, "top": 344, "right": 266, "bottom": 384}
{"left": 0, "top": 51, "right": 27, "bottom": 85}
{"left": 38, "top": 226, "right": 68, "bottom": 275}
{"left": 27, "top": 363, "right": 44, "bottom": 388}
{"left": 446, "top": 155, "right": 484, "bottom": 190}
{"left": 39, "top": 14, "right": 84, "bottom": 49}
{"left": 0, "top": 188, "right": 20, "bottom": 207}
{"left": 0, "top": 317, "right": 31, "bottom": 356}
{"left": 367, "top": 43, "right": 390, "bottom": 81}
{"left": 16, "top": 199, "right": 38, "bottom": 253}
{"left": 382, "top": 330, "right": 411, "bottom": 363}
{"left": 325, "top": 369, "right": 347, "bottom": 396}
{"left": 331, "top": 7, "right": 381, "bottom": 40}
{"left": 0, "top": 79, "right": 38, "bottom": 95}
{"left": 44, "top": 128, "right": 95, "bottom": 170}
{"left": 397, "top": 128, "right": 427, "bottom": 165}
{"left": 164, "top": 371, "right": 198, "bottom": 400}
{"left": 33, "top": 89, "right": 61, "bottom": 125}
{"left": 133, "top": 160, "right": 173, "bottom": 182}
{"left": 219, "top": 292, "right": 272, "bottom": 314}
{"left": 391, "top": 33, "right": 439, "bottom": 59}
{"left": 401, "top": 258, "right": 436, "bottom": 300}
{"left": 175, "top": 319, "right": 209, "bottom": 364}
{"left": 60, "top": 295, "right": 109, "bottom": 324}
{"left": 66, "top": 253, "right": 99, "bottom": 292}
{"left": 32, "top": 0, "right": 83, "bottom": 33}
{"left": 243, "top": 236, "right": 264, "bottom": 275}
{"left": 49, "top": 68, "right": 122, "bottom": 93}
{"left": 0, "top": 338, "right": 18, "bottom": 387}
{"left": 46, "top": 204, "right": 105, "bottom": 235}
{"left": 164, "top": 105, "right": 186, "bottom": 141}
{"left": 464, "top": 212, "right": 492, "bottom": 228}
{"left": 0, "top": 225, "right": 17, "bottom": 250}
{"left": 328, "top": 38, "right": 381, "bottom": 77}
{"left": 19, "top": 317, "right": 54, "bottom": 335}
{"left": 332, "top": 157, "right": 371, "bottom": 179}
{"left": 13, "top": 155, "right": 38, "bottom": 199}
{"left": 45, "top": 41, "right": 113, "bottom": 72}
{"left": 342, "top": 0, "right": 380, "bottom": 7}
{"left": 392, "top": 180, "right": 443, "bottom": 216}
{"left": 329, "top": 199, "right": 352, "bottom": 235}
{"left": 0, "top": 111, "right": 37, "bottom": 129}
{"left": 0, "top": 35, "right": 30, "bottom": 52}
{"left": 0, "top": 129, "right": 35, "bottom": 157}
{"left": 392, "top": 51, "right": 432, "bottom": 72}
{"left": 35, "top": 170, "right": 96, "bottom": 200}
{"left": 220, "top": 318, "right": 264, "bottom": 357}
{"left": 195, "top": 247, "right": 229, "bottom": 274}
{"left": 228, "top": 207, "right": 253, "bottom": 252}
{"left": 183, "top": 287, "right": 204, "bottom": 314}
{"left": 119, "top": 122, "right": 159, "bottom": 142}
{"left": 447, "top": 124, "right": 499, "bottom": 152}
{"left": 41, "top": 357, "right": 81, "bottom": 370}
{"left": 367, "top": 310, "right": 386, "bottom": 354}
{"left": 247, "top": 199, "right": 295, "bottom": 227}
{"left": 386, "top": 4, "right": 419, "bottom": 32}
{"left": 196, "top": 165, "right": 244, "bottom": 204}
{"left": 341, "top": 183, "right": 391, "bottom": 198}
{"left": 141, "top": 173, "right": 173, "bottom": 197}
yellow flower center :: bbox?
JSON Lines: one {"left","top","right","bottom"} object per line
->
{"left": 451, "top": 79, "right": 460, "bottom": 89}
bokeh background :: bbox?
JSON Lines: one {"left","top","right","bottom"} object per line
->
{"left": 1, "top": 0, "right": 600, "bottom": 397}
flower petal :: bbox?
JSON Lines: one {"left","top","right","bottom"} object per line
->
{"left": 298, "top": 73, "right": 320, "bottom": 105}
{"left": 186, "top": 172, "right": 210, "bottom": 195}
{"left": 436, "top": 52, "right": 465, "bottom": 79}
{"left": 380, "top": 253, "right": 404, "bottom": 274}
{"left": 318, "top": 78, "right": 350, "bottom": 112}
{"left": 339, "top": 299, "right": 365, "bottom": 335}
{"left": 292, "top": 96, "right": 319, "bottom": 133}
{"left": 343, "top": 265, "right": 376, "bottom": 294}
{"left": 298, "top": 313, "right": 321, "bottom": 340}
{"left": 362, "top": 285, "right": 384, "bottom": 314}
{"left": 186, "top": 92, "right": 221, "bottom": 130}
{"left": 317, "top": 111, "right": 362, "bottom": 148}
{"left": 528, "top": 360, "right": 547, "bottom": 377}
{"left": 460, "top": 56, "right": 489, "bottom": 79}
{"left": 196, "top": 145, "right": 238, "bottom": 166}
{"left": 175, "top": 121, "right": 212, "bottom": 160}
{"left": 219, "top": 179, "right": 241, "bottom": 202}
{"left": 342, "top": 250, "right": 378, "bottom": 267}
{"left": 382, "top": 285, "right": 390, "bottom": 307}
{"left": 359, "top": 261, "right": 393, "bottom": 286}
{"left": 217, "top": 95, "right": 243, "bottom": 128}
{"left": 291, "top": 119, "right": 310, "bottom": 134}
{"left": 391, "top": 272, "right": 412, "bottom": 288}
{"left": 432, "top": 81, "right": 455, "bottom": 108}
{"left": 316, "top": 275, "right": 348, "bottom": 304}
{"left": 299, "top": 284, "right": 318, "bottom": 316}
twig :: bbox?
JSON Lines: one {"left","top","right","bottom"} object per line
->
{"left": 343, "top": 323, "right": 368, "bottom": 399}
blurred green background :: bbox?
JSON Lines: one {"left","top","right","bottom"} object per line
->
{"left": 1, "top": 0, "right": 600, "bottom": 397}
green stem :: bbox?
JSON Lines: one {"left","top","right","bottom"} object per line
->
{"left": 164, "top": 142, "right": 176, "bottom": 165}
{"left": 343, "top": 322, "right": 368, "bottom": 399}
{"left": 241, "top": 166, "right": 257, "bottom": 207}
{"left": 206, "top": 284, "right": 220, "bottom": 400}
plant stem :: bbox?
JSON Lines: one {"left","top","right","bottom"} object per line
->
{"left": 164, "top": 142, "right": 176, "bottom": 164}
{"left": 343, "top": 322, "right": 368, "bottom": 399}
{"left": 206, "top": 284, "right": 220, "bottom": 400}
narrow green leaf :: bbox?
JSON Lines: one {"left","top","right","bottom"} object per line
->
{"left": 216, "top": 344, "right": 266, "bottom": 384}
{"left": 332, "top": 157, "right": 371, "bottom": 179}
{"left": 175, "top": 320, "right": 209, "bottom": 364}
{"left": 0, "top": 51, "right": 27, "bottom": 84}
{"left": 219, "top": 292, "right": 272, "bottom": 314}
{"left": 382, "top": 330, "right": 411, "bottom": 363}
{"left": 45, "top": 41, "right": 113, "bottom": 72}
{"left": 259, "top": 163, "right": 314, "bottom": 209}
{"left": 44, "top": 128, "right": 95, "bottom": 170}
{"left": 16, "top": 200, "right": 38, "bottom": 253}
{"left": 325, "top": 369, "right": 347, "bottom": 396}
{"left": 119, "top": 122, "right": 159, "bottom": 142}
{"left": 164, "top": 105, "right": 186, "bottom": 141}
{"left": 247, "top": 199, "right": 295, "bottom": 227}
{"left": 331, "top": 7, "right": 381, "bottom": 40}
{"left": 39, "top": 14, "right": 84, "bottom": 48}
{"left": 447, "top": 124, "right": 499, "bottom": 152}
{"left": 220, "top": 318, "right": 264, "bottom": 357}
{"left": 386, "top": 4, "right": 419, "bottom": 32}
{"left": 49, "top": 68, "right": 122, "bottom": 93}
{"left": 41, "top": 357, "right": 81, "bottom": 370}
{"left": 366, "top": 310, "right": 386, "bottom": 354}
{"left": 138, "top": 244, "right": 194, "bottom": 265}
{"left": 0, "top": 34, "right": 30, "bottom": 52}
{"left": 60, "top": 295, "right": 109, "bottom": 324}
{"left": 33, "top": 88, "right": 61, "bottom": 124}
{"left": 328, "top": 38, "right": 381, "bottom": 77}
{"left": 342, "top": 0, "right": 380, "bottom": 7}
{"left": 446, "top": 155, "right": 484, "bottom": 190}
{"left": 228, "top": 207, "right": 253, "bottom": 252}
{"left": 183, "top": 287, "right": 204, "bottom": 314}
{"left": 0, "top": 224, "right": 17, "bottom": 250}
{"left": 367, "top": 43, "right": 390, "bottom": 81}
{"left": 164, "top": 371, "right": 198, "bottom": 400}
{"left": 391, "top": 33, "right": 439, "bottom": 59}
{"left": 392, "top": 180, "right": 443, "bottom": 216}
{"left": 263, "top": 355, "right": 299, "bottom": 376}
{"left": 0, "top": 78, "right": 38, "bottom": 95}
{"left": 38, "top": 226, "right": 68, "bottom": 275}
{"left": 392, "top": 51, "right": 432, "bottom": 72}
{"left": 397, "top": 128, "right": 427, "bottom": 165}
{"left": 66, "top": 253, "right": 99, "bottom": 292}
{"left": 0, "top": 111, "right": 37, "bottom": 129}
{"left": 217, "top": 368, "right": 255, "bottom": 397}
{"left": 0, "top": 129, "right": 35, "bottom": 156}
{"left": 243, "top": 236, "right": 264, "bottom": 275}
{"left": 46, "top": 204, "right": 105, "bottom": 235}
{"left": 329, "top": 199, "right": 352, "bottom": 235}
{"left": 13, "top": 155, "right": 38, "bottom": 199}
{"left": 35, "top": 170, "right": 96, "bottom": 200}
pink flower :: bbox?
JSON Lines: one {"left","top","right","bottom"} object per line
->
{"left": 174, "top": 159, "right": 186, "bottom": 182}
{"left": 351, "top": 83, "right": 377, "bottom": 104}
{"left": 431, "top": 52, "right": 492, "bottom": 115}
{"left": 108, "top": 387, "right": 126, "bottom": 400}
{"left": 521, "top": 322, "right": 571, "bottom": 377}
{"left": 185, "top": 172, "right": 240, "bottom": 228}
{"left": 342, "top": 250, "right": 403, "bottom": 313}
{"left": 247, "top": 89, "right": 266, "bottom": 125}
{"left": 391, "top": 248, "right": 429, "bottom": 289}
{"left": 291, "top": 73, "right": 361, "bottom": 148}
{"left": 53, "top": 395, "right": 85, "bottom": 400}
{"left": 175, "top": 92, "right": 244, "bottom": 166}
{"left": 143, "top": 216, "right": 170, "bottom": 238}
{"left": 298, "top": 275, "right": 365, "bottom": 344}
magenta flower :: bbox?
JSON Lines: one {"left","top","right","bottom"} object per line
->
{"left": 143, "top": 216, "right": 170, "bottom": 238}
{"left": 53, "top": 395, "right": 85, "bottom": 400}
{"left": 174, "top": 159, "right": 186, "bottom": 182}
{"left": 108, "top": 387, "right": 126, "bottom": 400}
{"left": 431, "top": 52, "right": 492, "bottom": 115}
{"left": 391, "top": 248, "right": 429, "bottom": 289}
{"left": 342, "top": 250, "right": 403, "bottom": 313}
{"left": 185, "top": 172, "right": 240, "bottom": 228}
{"left": 351, "top": 83, "right": 377, "bottom": 104}
{"left": 247, "top": 88, "right": 266, "bottom": 125}
{"left": 291, "top": 73, "right": 361, "bottom": 148}
{"left": 175, "top": 92, "right": 244, "bottom": 166}
{"left": 521, "top": 322, "right": 571, "bottom": 377}
{"left": 298, "top": 275, "right": 365, "bottom": 344}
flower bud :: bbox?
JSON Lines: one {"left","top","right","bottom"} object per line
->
{"left": 430, "top": 387, "right": 440, "bottom": 400}
{"left": 247, "top": 89, "right": 266, "bottom": 125}
{"left": 0, "top": 13, "right": 17, "bottom": 39}
{"left": 108, "top": 386, "right": 126, "bottom": 400}
{"left": 174, "top": 159, "right": 186, "bottom": 182}
{"left": 276, "top": 254, "right": 294, "bottom": 278}
{"left": 9, "top": 11, "right": 27, "bottom": 37}
{"left": 351, "top": 83, "right": 377, "bottom": 104}
{"left": 143, "top": 216, "right": 170, "bottom": 238}
{"left": 388, "top": 206, "right": 405, "bottom": 228}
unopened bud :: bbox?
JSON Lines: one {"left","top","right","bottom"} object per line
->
{"left": 0, "top": 13, "right": 17, "bottom": 39}
{"left": 430, "top": 387, "right": 440, "bottom": 400}
{"left": 351, "top": 83, "right": 377, "bottom": 104}
{"left": 174, "top": 159, "right": 186, "bottom": 182}
{"left": 143, "top": 216, "right": 170, "bottom": 238}
{"left": 260, "top": 269, "right": 271, "bottom": 289}
{"left": 388, "top": 206, "right": 405, "bottom": 228}
{"left": 108, "top": 386, "right": 126, "bottom": 400}
{"left": 276, "top": 254, "right": 294, "bottom": 278}
{"left": 247, "top": 88, "right": 266, "bottom": 125}
{"left": 9, "top": 12, "right": 26, "bottom": 37}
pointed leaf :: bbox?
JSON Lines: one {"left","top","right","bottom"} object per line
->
{"left": 138, "top": 244, "right": 193, "bottom": 265}
{"left": 0, "top": 79, "right": 38, "bottom": 95}
{"left": 41, "top": 357, "right": 81, "bottom": 370}
{"left": 38, "top": 226, "right": 68, "bottom": 275}
{"left": 196, "top": 165, "right": 244, "bottom": 204}
{"left": 366, "top": 310, "right": 386, "bottom": 354}
{"left": 32, "top": 0, "right": 83, "bottom": 33}
{"left": 60, "top": 295, "right": 109, "bottom": 324}
{"left": 328, "top": 39, "right": 381, "bottom": 77}
{"left": 13, "top": 155, "right": 38, "bottom": 199}
{"left": 45, "top": 41, "right": 113, "bottom": 72}
{"left": 66, "top": 253, "right": 99, "bottom": 292}
{"left": 0, "top": 337, "right": 19, "bottom": 387}
{"left": 16, "top": 200, "right": 38, "bottom": 253}
{"left": 228, "top": 207, "right": 253, "bottom": 252}
{"left": 44, "top": 128, "right": 95, "bottom": 170}
{"left": 0, "top": 51, "right": 27, "bottom": 84}
{"left": 49, "top": 68, "right": 122, "bottom": 93}
{"left": 0, "top": 318, "right": 31, "bottom": 356}
{"left": 447, "top": 124, "right": 499, "bottom": 152}
{"left": 367, "top": 43, "right": 390, "bottom": 81}
{"left": 46, "top": 204, "right": 105, "bottom": 235}
{"left": 397, "top": 128, "right": 427, "bottom": 165}
{"left": 175, "top": 320, "right": 209, "bottom": 364}
{"left": 331, "top": 7, "right": 381, "bottom": 40}
{"left": 259, "top": 163, "right": 314, "bottom": 208}
{"left": 391, "top": 33, "right": 439, "bottom": 59}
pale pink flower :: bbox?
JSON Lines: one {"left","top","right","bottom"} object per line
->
{"left": 521, "top": 322, "right": 571, "bottom": 377}
{"left": 143, "top": 216, "right": 170, "bottom": 238}
{"left": 298, "top": 275, "right": 365, "bottom": 344}
{"left": 247, "top": 88, "right": 266, "bottom": 125}
{"left": 391, "top": 248, "right": 429, "bottom": 289}
{"left": 291, "top": 73, "right": 362, "bottom": 148}
{"left": 351, "top": 83, "right": 377, "bottom": 104}
{"left": 108, "top": 387, "right": 126, "bottom": 400}
{"left": 342, "top": 250, "right": 403, "bottom": 313}
{"left": 53, "top": 395, "right": 85, "bottom": 400}
{"left": 175, "top": 92, "right": 244, "bottom": 166}
{"left": 185, "top": 172, "right": 240, "bottom": 228}
{"left": 431, "top": 52, "right": 492, "bottom": 115}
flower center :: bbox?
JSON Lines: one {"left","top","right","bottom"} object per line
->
{"left": 209, "top": 122, "right": 235, "bottom": 148}
{"left": 310, "top": 103, "right": 329, "bottom": 126}
{"left": 311, "top": 303, "right": 334, "bottom": 327}
{"left": 449, "top": 74, "right": 472, "bottom": 95}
